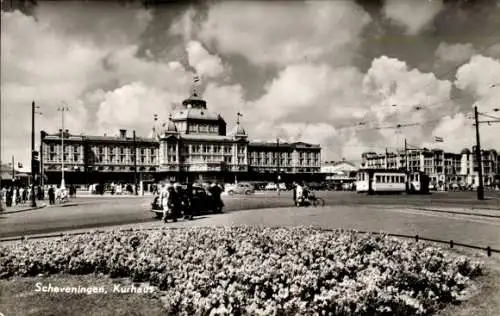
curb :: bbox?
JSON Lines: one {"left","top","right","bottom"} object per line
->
{"left": 46, "top": 203, "right": 79, "bottom": 208}
{"left": 409, "top": 207, "right": 500, "bottom": 219}
{"left": 0, "top": 204, "right": 47, "bottom": 214}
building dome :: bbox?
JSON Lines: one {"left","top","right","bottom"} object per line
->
{"left": 182, "top": 92, "right": 207, "bottom": 109}
{"left": 233, "top": 124, "right": 246, "bottom": 136}
{"left": 461, "top": 148, "right": 471, "bottom": 155}
{"left": 163, "top": 115, "right": 178, "bottom": 134}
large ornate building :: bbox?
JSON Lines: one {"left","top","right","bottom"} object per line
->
{"left": 361, "top": 147, "right": 500, "bottom": 189}
{"left": 41, "top": 89, "right": 322, "bottom": 185}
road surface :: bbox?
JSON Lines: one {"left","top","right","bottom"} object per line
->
{"left": 0, "top": 191, "right": 499, "bottom": 238}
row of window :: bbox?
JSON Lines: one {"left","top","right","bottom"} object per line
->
{"left": 375, "top": 175, "right": 406, "bottom": 183}
{"left": 45, "top": 155, "right": 157, "bottom": 164}
{"left": 248, "top": 158, "right": 320, "bottom": 166}
{"left": 46, "top": 145, "right": 157, "bottom": 155}
{"left": 188, "top": 124, "right": 219, "bottom": 134}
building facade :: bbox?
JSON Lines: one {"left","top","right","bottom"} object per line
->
{"left": 321, "top": 160, "right": 358, "bottom": 183}
{"left": 41, "top": 129, "right": 159, "bottom": 185}
{"left": 361, "top": 147, "right": 499, "bottom": 189}
{"left": 41, "top": 90, "right": 322, "bottom": 185}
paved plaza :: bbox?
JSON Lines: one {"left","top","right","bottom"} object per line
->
{"left": 1, "top": 191, "right": 499, "bottom": 250}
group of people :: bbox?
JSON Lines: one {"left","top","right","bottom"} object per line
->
{"left": 158, "top": 182, "right": 223, "bottom": 223}
{"left": 46, "top": 186, "right": 72, "bottom": 205}
{"left": 1, "top": 185, "right": 45, "bottom": 207}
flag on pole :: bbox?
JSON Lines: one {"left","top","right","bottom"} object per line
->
{"left": 434, "top": 136, "right": 444, "bottom": 142}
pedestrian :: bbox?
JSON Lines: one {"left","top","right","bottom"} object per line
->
{"left": 48, "top": 186, "right": 55, "bottom": 205}
{"left": 292, "top": 181, "right": 297, "bottom": 206}
{"left": 161, "top": 184, "right": 173, "bottom": 223}
{"left": 295, "top": 182, "right": 304, "bottom": 206}
{"left": 20, "top": 187, "right": 26, "bottom": 205}
{"left": 14, "top": 187, "right": 20, "bottom": 205}
{"left": 183, "top": 182, "right": 194, "bottom": 220}
{"left": 172, "top": 183, "right": 183, "bottom": 220}
{"left": 209, "top": 182, "right": 223, "bottom": 212}
{"left": 6, "top": 187, "right": 13, "bottom": 207}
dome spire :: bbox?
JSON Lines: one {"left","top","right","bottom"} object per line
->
{"left": 192, "top": 73, "right": 201, "bottom": 97}
{"left": 233, "top": 112, "right": 247, "bottom": 137}
{"left": 182, "top": 73, "right": 207, "bottom": 109}
{"left": 150, "top": 114, "right": 159, "bottom": 139}
{"left": 162, "top": 112, "right": 177, "bottom": 134}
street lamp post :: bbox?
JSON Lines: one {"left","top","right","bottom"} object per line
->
{"left": 30, "top": 101, "right": 39, "bottom": 207}
{"left": 58, "top": 105, "right": 70, "bottom": 190}
{"left": 276, "top": 137, "right": 280, "bottom": 196}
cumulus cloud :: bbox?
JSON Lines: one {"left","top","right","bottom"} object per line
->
{"left": 2, "top": 1, "right": 499, "bottom": 169}
{"left": 430, "top": 55, "right": 500, "bottom": 151}
{"left": 198, "top": 1, "right": 371, "bottom": 66}
{"left": 435, "top": 42, "right": 475, "bottom": 65}
{"left": 186, "top": 40, "right": 225, "bottom": 78}
{"left": 382, "top": 0, "right": 443, "bottom": 35}
{"left": 454, "top": 55, "right": 500, "bottom": 104}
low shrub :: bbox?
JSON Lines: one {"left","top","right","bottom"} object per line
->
{"left": 0, "top": 226, "right": 484, "bottom": 315}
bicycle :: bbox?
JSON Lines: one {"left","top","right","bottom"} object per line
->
{"left": 296, "top": 192, "right": 325, "bottom": 207}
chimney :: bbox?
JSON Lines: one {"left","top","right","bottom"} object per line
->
{"left": 119, "top": 129, "right": 127, "bottom": 138}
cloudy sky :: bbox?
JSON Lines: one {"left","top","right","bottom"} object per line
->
{"left": 1, "top": 0, "right": 500, "bottom": 169}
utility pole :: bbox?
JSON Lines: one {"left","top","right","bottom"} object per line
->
{"left": 474, "top": 106, "right": 485, "bottom": 200}
{"left": 404, "top": 139, "right": 408, "bottom": 173}
{"left": 404, "top": 138, "right": 409, "bottom": 192}
{"left": 12, "top": 156, "right": 15, "bottom": 182}
{"left": 30, "top": 101, "right": 37, "bottom": 207}
{"left": 276, "top": 137, "right": 280, "bottom": 196}
{"left": 40, "top": 131, "right": 44, "bottom": 188}
{"left": 133, "top": 130, "right": 138, "bottom": 195}
{"left": 385, "top": 147, "right": 388, "bottom": 169}
{"left": 57, "top": 105, "right": 69, "bottom": 189}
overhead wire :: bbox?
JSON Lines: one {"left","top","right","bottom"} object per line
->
{"left": 479, "top": 112, "right": 500, "bottom": 121}
{"left": 327, "top": 38, "right": 500, "bottom": 159}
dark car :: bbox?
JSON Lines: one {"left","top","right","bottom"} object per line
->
{"left": 151, "top": 185, "right": 223, "bottom": 219}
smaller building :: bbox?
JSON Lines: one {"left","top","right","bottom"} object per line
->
{"left": 361, "top": 147, "right": 500, "bottom": 190}
{"left": 321, "top": 160, "right": 358, "bottom": 183}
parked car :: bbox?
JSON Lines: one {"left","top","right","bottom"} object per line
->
{"left": 151, "top": 185, "right": 223, "bottom": 219}
{"left": 224, "top": 183, "right": 254, "bottom": 195}
{"left": 264, "top": 182, "right": 277, "bottom": 190}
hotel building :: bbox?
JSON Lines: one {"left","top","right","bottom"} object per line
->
{"left": 41, "top": 90, "right": 322, "bottom": 185}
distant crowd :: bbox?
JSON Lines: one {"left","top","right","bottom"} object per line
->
{"left": 0, "top": 184, "right": 78, "bottom": 207}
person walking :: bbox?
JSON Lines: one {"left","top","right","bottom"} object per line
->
{"left": 20, "top": 187, "right": 26, "bottom": 205}
{"left": 292, "top": 181, "right": 297, "bottom": 206}
{"left": 14, "top": 187, "right": 20, "bottom": 205}
{"left": 161, "top": 183, "right": 174, "bottom": 223}
{"left": 48, "top": 186, "right": 55, "bottom": 205}
{"left": 209, "top": 182, "right": 223, "bottom": 213}
{"left": 295, "top": 182, "right": 304, "bottom": 206}
{"left": 183, "top": 182, "right": 194, "bottom": 220}
{"left": 6, "top": 187, "right": 13, "bottom": 207}
{"left": 172, "top": 183, "right": 183, "bottom": 220}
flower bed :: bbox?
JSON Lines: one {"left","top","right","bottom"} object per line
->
{"left": 0, "top": 226, "right": 484, "bottom": 315}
